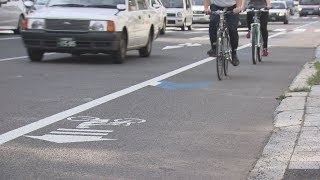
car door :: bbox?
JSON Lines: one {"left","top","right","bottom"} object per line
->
{"left": 185, "top": 0, "right": 192, "bottom": 26}
{"left": 127, "top": 0, "right": 141, "bottom": 48}
{"left": 136, "top": 0, "right": 152, "bottom": 46}
{"left": 0, "top": 0, "right": 21, "bottom": 30}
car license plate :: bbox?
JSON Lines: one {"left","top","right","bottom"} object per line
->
{"left": 271, "top": 17, "right": 276, "bottom": 20}
{"left": 308, "top": 11, "right": 313, "bottom": 14}
{"left": 57, "top": 38, "right": 76, "bottom": 47}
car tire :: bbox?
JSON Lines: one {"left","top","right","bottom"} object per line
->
{"left": 181, "top": 20, "right": 186, "bottom": 31}
{"left": 13, "top": 15, "right": 24, "bottom": 34}
{"left": 112, "top": 32, "right": 127, "bottom": 64}
{"left": 139, "top": 30, "right": 152, "bottom": 57}
{"left": 187, "top": 24, "right": 192, "bottom": 31}
{"left": 284, "top": 19, "right": 289, "bottom": 24}
{"left": 27, "top": 49, "right": 44, "bottom": 62}
{"left": 160, "top": 19, "right": 166, "bottom": 35}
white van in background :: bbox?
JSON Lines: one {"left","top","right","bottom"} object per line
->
{"left": 192, "top": 0, "right": 209, "bottom": 23}
{"left": 0, "top": 0, "right": 27, "bottom": 33}
{"left": 162, "top": 0, "right": 193, "bottom": 30}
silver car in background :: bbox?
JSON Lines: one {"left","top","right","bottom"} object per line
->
{"left": 0, "top": 0, "right": 27, "bottom": 33}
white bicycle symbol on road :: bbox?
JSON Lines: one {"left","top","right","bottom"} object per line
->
{"left": 66, "top": 116, "right": 146, "bottom": 129}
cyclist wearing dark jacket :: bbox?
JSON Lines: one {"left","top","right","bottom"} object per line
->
{"left": 204, "top": 0, "right": 243, "bottom": 66}
{"left": 243, "top": 0, "right": 271, "bottom": 56}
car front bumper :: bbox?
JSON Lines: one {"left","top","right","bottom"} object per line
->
{"left": 166, "top": 17, "right": 185, "bottom": 27}
{"left": 192, "top": 15, "right": 210, "bottom": 23}
{"left": 21, "top": 30, "right": 122, "bottom": 53}
{"left": 268, "top": 14, "right": 287, "bottom": 22}
{"left": 299, "top": 9, "right": 320, "bottom": 15}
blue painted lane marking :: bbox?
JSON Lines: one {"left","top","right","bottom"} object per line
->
{"left": 156, "top": 81, "right": 213, "bottom": 90}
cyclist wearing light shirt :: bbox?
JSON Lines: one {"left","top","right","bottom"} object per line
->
{"left": 204, "top": 0, "right": 243, "bottom": 66}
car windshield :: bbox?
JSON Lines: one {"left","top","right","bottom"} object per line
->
{"left": 271, "top": 2, "right": 286, "bottom": 9}
{"left": 299, "top": 0, "right": 319, "bottom": 5}
{"left": 48, "top": 0, "right": 125, "bottom": 8}
{"left": 35, "top": 0, "right": 49, "bottom": 5}
{"left": 161, "top": 0, "right": 183, "bottom": 8}
{"left": 286, "top": 0, "right": 294, "bottom": 7}
{"left": 192, "top": 0, "right": 203, "bottom": 5}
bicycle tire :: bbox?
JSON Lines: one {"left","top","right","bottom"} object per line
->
{"left": 257, "top": 33, "right": 263, "bottom": 62}
{"left": 223, "top": 31, "right": 231, "bottom": 76}
{"left": 251, "top": 29, "right": 257, "bottom": 65}
{"left": 216, "top": 36, "right": 223, "bottom": 81}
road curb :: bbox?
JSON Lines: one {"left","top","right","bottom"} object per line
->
{"left": 247, "top": 46, "right": 320, "bottom": 180}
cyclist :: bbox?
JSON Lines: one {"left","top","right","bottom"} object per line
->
{"left": 243, "top": 0, "right": 271, "bottom": 56}
{"left": 204, "top": 0, "right": 243, "bottom": 66}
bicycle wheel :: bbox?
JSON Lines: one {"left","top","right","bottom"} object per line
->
{"left": 223, "top": 31, "right": 231, "bottom": 76}
{"left": 216, "top": 35, "right": 224, "bottom": 81}
{"left": 251, "top": 29, "right": 257, "bottom": 65}
{"left": 257, "top": 33, "right": 263, "bottom": 62}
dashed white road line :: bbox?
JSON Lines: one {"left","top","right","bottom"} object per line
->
{"left": 0, "top": 37, "right": 21, "bottom": 41}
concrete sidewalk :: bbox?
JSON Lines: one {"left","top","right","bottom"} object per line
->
{"left": 248, "top": 46, "right": 320, "bottom": 180}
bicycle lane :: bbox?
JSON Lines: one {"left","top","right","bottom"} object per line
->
{"left": 0, "top": 22, "right": 319, "bottom": 179}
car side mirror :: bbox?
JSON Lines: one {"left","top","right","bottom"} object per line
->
{"left": 117, "top": 4, "right": 126, "bottom": 11}
{"left": 24, "top": 0, "right": 34, "bottom": 8}
{"left": 153, "top": 4, "right": 161, "bottom": 8}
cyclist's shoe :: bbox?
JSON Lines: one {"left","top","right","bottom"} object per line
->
{"left": 207, "top": 48, "right": 217, "bottom": 57}
{"left": 246, "top": 31, "right": 250, "bottom": 39}
{"left": 231, "top": 51, "right": 240, "bottom": 66}
{"left": 262, "top": 48, "right": 269, "bottom": 56}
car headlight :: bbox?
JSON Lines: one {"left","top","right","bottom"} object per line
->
{"left": 279, "top": 12, "right": 285, "bottom": 16}
{"left": 298, "top": 7, "right": 302, "bottom": 11}
{"left": 177, "top": 12, "right": 183, "bottom": 17}
{"left": 89, "top": 21, "right": 107, "bottom": 31}
{"left": 28, "top": 19, "right": 45, "bottom": 29}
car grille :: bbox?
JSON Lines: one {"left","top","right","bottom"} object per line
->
{"left": 167, "top": 13, "right": 176, "bottom": 17}
{"left": 167, "top": 20, "right": 175, "bottom": 24}
{"left": 193, "top": 11, "right": 204, "bottom": 14}
{"left": 46, "top": 19, "right": 90, "bottom": 31}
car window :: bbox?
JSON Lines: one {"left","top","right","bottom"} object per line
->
{"left": 129, "top": 0, "right": 138, "bottom": 10}
{"left": 161, "top": 0, "right": 183, "bottom": 8}
{"left": 35, "top": 0, "right": 49, "bottom": 5}
{"left": 48, "top": 0, "right": 125, "bottom": 8}
{"left": 137, "top": 0, "right": 148, "bottom": 9}
{"left": 271, "top": 2, "right": 286, "bottom": 9}
{"left": 299, "top": 0, "right": 319, "bottom": 5}
{"left": 192, "top": 0, "right": 203, "bottom": 5}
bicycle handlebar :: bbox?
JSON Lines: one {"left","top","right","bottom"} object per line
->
{"left": 211, "top": 9, "right": 234, "bottom": 15}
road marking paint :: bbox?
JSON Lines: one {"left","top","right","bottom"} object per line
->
{"left": 50, "top": 131, "right": 111, "bottom": 136}
{"left": 293, "top": 29, "right": 306, "bottom": 32}
{"left": 25, "top": 134, "right": 116, "bottom": 143}
{"left": 0, "top": 22, "right": 315, "bottom": 145}
{"left": 0, "top": 53, "right": 55, "bottom": 62}
{"left": 315, "top": 29, "right": 320, "bottom": 32}
{"left": 273, "top": 29, "right": 287, "bottom": 32}
{"left": 57, "top": 128, "right": 112, "bottom": 133}
{"left": 0, "top": 37, "right": 21, "bottom": 41}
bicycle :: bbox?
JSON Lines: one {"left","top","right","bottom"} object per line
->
{"left": 212, "top": 8, "right": 233, "bottom": 81}
{"left": 247, "top": 8, "right": 269, "bottom": 64}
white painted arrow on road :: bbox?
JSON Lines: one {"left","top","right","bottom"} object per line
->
{"left": 162, "top": 43, "right": 202, "bottom": 50}
{"left": 25, "top": 134, "right": 117, "bottom": 143}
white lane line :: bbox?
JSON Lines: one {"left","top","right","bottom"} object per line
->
{"left": 0, "top": 22, "right": 313, "bottom": 145}
{"left": 0, "top": 37, "right": 21, "bottom": 41}
{"left": 0, "top": 53, "right": 55, "bottom": 62}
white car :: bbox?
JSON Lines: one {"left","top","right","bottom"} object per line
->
{"left": 150, "top": 0, "right": 167, "bottom": 34}
{"left": 0, "top": 0, "right": 28, "bottom": 33}
{"left": 269, "top": 1, "right": 289, "bottom": 24}
{"left": 162, "top": 0, "right": 193, "bottom": 31}
{"left": 21, "top": 0, "right": 159, "bottom": 63}
{"left": 192, "top": 0, "right": 209, "bottom": 23}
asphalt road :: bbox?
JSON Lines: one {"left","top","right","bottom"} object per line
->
{"left": 0, "top": 15, "right": 319, "bottom": 179}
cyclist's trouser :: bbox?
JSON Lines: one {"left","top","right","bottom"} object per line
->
{"left": 209, "top": 4, "right": 239, "bottom": 52}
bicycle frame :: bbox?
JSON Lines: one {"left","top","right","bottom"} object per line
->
{"left": 250, "top": 10, "right": 262, "bottom": 48}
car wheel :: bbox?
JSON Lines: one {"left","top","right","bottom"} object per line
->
{"left": 13, "top": 15, "right": 24, "bottom": 34}
{"left": 27, "top": 49, "right": 44, "bottom": 62}
{"left": 181, "top": 20, "right": 186, "bottom": 31}
{"left": 284, "top": 19, "right": 289, "bottom": 24}
{"left": 187, "top": 24, "right": 192, "bottom": 31}
{"left": 160, "top": 19, "right": 166, "bottom": 35}
{"left": 112, "top": 32, "right": 127, "bottom": 64}
{"left": 139, "top": 31, "right": 152, "bottom": 57}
